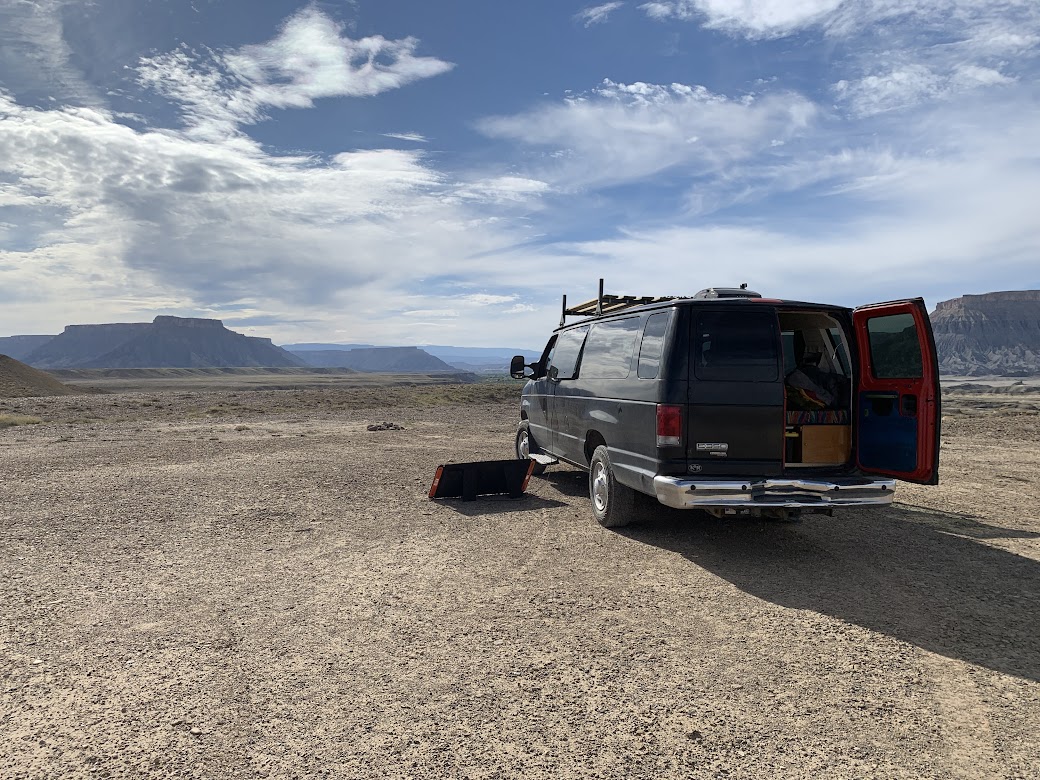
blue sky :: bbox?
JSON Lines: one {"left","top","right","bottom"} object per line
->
{"left": 1, "top": 0, "right": 1038, "bottom": 346}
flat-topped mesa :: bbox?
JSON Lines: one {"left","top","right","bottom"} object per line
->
{"left": 934, "top": 290, "right": 1040, "bottom": 313}
{"left": 23, "top": 315, "right": 303, "bottom": 369}
{"left": 931, "top": 289, "right": 1040, "bottom": 376}
{"left": 62, "top": 322, "right": 150, "bottom": 333}
{"left": 152, "top": 316, "right": 226, "bottom": 329}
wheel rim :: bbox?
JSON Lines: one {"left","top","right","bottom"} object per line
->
{"left": 592, "top": 461, "right": 609, "bottom": 513}
{"left": 518, "top": 430, "right": 530, "bottom": 460}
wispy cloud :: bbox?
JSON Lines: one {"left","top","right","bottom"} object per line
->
{"left": 640, "top": 1, "right": 1040, "bottom": 119}
{"left": 478, "top": 79, "right": 815, "bottom": 188}
{"left": 136, "top": 6, "right": 454, "bottom": 139}
{"left": 452, "top": 175, "right": 551, "bottom": 204}
{"left": 0, "top": 0, "right": 99, "bottom": 105}
{"left": 0, "top": 85, "right": 560, "bottom": 342}
{"left": 577, "top": 2, "right": 625, "bottom": 27}
{"left": 381, "top": 132, "right": 429, "bottom": 142}
{"left": 459, "top": 294, "right": 517, "bottom": 306}
{"left": 638, "top": 0, "right": 842, "bottom": 37}
{"left": 834, "top": 64, "right": 1015, "bottom": 117}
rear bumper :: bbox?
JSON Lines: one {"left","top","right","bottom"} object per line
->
{"left": 653, "top": 475, "right": 896, "bottom": 509}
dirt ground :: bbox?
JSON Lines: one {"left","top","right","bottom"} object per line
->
{"left": 2, "top": 385, "right": 1039, "bottom": 779}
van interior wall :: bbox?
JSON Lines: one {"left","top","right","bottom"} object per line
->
{"left": 779, "top": 312, "right": 853, "bottom": 467}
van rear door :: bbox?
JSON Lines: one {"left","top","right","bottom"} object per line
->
{"left": 852, "top": 298, "right": 940, "bottom": 485}
{"left": 686, "top": 307, "right": 784, "bottom": 477}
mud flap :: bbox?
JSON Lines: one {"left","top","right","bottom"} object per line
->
{"left": 429, "top": 460, "right": 535, "bottom": 501}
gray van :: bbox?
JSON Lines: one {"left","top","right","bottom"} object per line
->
{"left": 511, "top": 282, "right": 940, "bottom": 527}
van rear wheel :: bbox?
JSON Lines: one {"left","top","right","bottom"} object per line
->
{"left": 590, "top": 445, "right": 635, "bottom": 528}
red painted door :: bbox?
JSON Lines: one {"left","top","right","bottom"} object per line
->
{"left": 852, "top": 298, "right": 940, "bottom": 484}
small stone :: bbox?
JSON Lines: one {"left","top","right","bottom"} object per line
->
{"left": 190, "top": 727, "right": 203, "bottom": 736}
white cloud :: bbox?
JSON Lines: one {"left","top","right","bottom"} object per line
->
{"left": 577, "top": 2, "right": 625, "bottom": 27}
{"left": 639, "top": 1, "right": 1040, "bottom": 117}
{"left": 835, "top": 63, "right": 1015, "bottom": 117}
{"left": 452, "top": 175, "right": 552, "bottom": 204}
{"left": 137, "top": 6, "right": 454, "bottom": 139}
{"left": 381, "top": 132, "right": 429, "bottom": 142}
{"left": 638, "top": 0, "right": 842, "bottom": 36}
{"left": 0, "top": 0, "right": 98, "bottom": 105}
{"left": 402, "top": 309, "right": 460, "bottom": 318}
{"left": 563, "top": 94, "right": 1040, "bottom": 307}
{"left": 0, "top": 88, "right": 557, "bottom": 342}
{"left": 459, "top": 294, "right": 518, "bottom": 306}
{"left": 478, "top": 79, "right": 816, "bottom": 188}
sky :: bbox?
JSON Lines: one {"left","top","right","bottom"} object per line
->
{"left": 0, "top": 0, "right": 1038, "bottom": 347}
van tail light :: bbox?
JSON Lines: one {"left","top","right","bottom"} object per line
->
{"left": 656, "top": 404, "right": 682, "bottom": 447}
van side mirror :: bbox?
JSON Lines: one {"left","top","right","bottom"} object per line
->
{"left": 510, "top": 355, "right": 530, "bottom": 379}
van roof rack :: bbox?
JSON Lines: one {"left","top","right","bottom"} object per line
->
{"left": 560, "top": 279, "right": 675, "bottom": 326}
{"left": 559, "top": 280, "right": 763, "bottom": 325}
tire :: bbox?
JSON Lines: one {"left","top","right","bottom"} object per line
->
{"left": 589, "top": 445, "right": 636, "bottom": 528}
{"left": 515, "top": 422, "right": 547, "bottom": 475}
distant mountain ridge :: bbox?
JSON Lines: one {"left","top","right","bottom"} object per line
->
{"left": 931, "top": 290, "right": 1040, "bottom": 376}
{"left": 282, "top": 342, "right": 541, "bottom": 372}
{"left": 23, "top": 317, "right": 303, "bottom": 369}
{"left": 289, "top": 347, "right": 454, "bottom": 372}
{"left": 0, "top": 335, "right": 56, "bottom": 361}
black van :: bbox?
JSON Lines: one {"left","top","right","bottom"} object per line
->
{"left": 511, "top": 282, "right": 940, "bottom": 527}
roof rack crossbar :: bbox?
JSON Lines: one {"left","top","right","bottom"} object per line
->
{"left": 560, "top": 279, "right": 675, "bottom": 325}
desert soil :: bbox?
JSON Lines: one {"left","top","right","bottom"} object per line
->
{"left": 2, "top": 385, "right": 1039, "bottom": 779}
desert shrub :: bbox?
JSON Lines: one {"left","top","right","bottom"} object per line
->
{"left": 0, "top": 414, "right": 43, "bottom": 429}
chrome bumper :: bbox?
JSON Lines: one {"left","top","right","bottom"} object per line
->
{"left": 653, "top": 476, "right": 896, "bottom": 509}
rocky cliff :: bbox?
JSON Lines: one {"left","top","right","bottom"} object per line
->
{"left": 931, "top": 290, "right": 1040, "bottom": 376}
{"left": 24, "top": 317, "right": 304, "bottom": 369}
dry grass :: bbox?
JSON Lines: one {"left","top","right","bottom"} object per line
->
{"left": 0, "top": 413, "right": 43, "bottom": 428}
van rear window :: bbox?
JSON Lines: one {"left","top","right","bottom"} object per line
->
{"left": 694, "top": 310, "right": 779, "bottom": 382}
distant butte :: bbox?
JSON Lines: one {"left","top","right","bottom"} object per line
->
{"left": 931, "top": 290, "right": 1040, "bottom": 376}
{"left": 18, "top": 316, "right": 304, "bottom": 370}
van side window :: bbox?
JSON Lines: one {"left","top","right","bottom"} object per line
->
{"left": 637, "top": 312, "right": 670, "bottom": 379}
{"left": 548, "top": 326, "right": 588, "bottom": 380}
{"left": 695, "top": 310, "right": 779, "bottom": 382}
{"left": 581, "top": 318, "right": 641, "bottom": 378}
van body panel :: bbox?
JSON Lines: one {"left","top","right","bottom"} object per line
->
{"left": 686, "top": 306, "right": 785, "bottom": 477}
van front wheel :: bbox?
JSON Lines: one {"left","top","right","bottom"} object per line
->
{"left": 516, "top": 422, "right": 546, "bottom": 476}
{"left": 590, "top": 445, "right": 635, "bottom": 528}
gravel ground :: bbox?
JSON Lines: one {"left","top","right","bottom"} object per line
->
{"left": 2, "top": 387, "right": 1039, "bottom": 779}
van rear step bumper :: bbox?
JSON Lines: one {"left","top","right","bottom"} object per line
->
{"left": 653, "top": 476, "right": 896, "bottom": 509}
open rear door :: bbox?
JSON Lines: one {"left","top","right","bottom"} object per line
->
{"left": 853, "top": 298, "right": 940, "bottom": 484}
